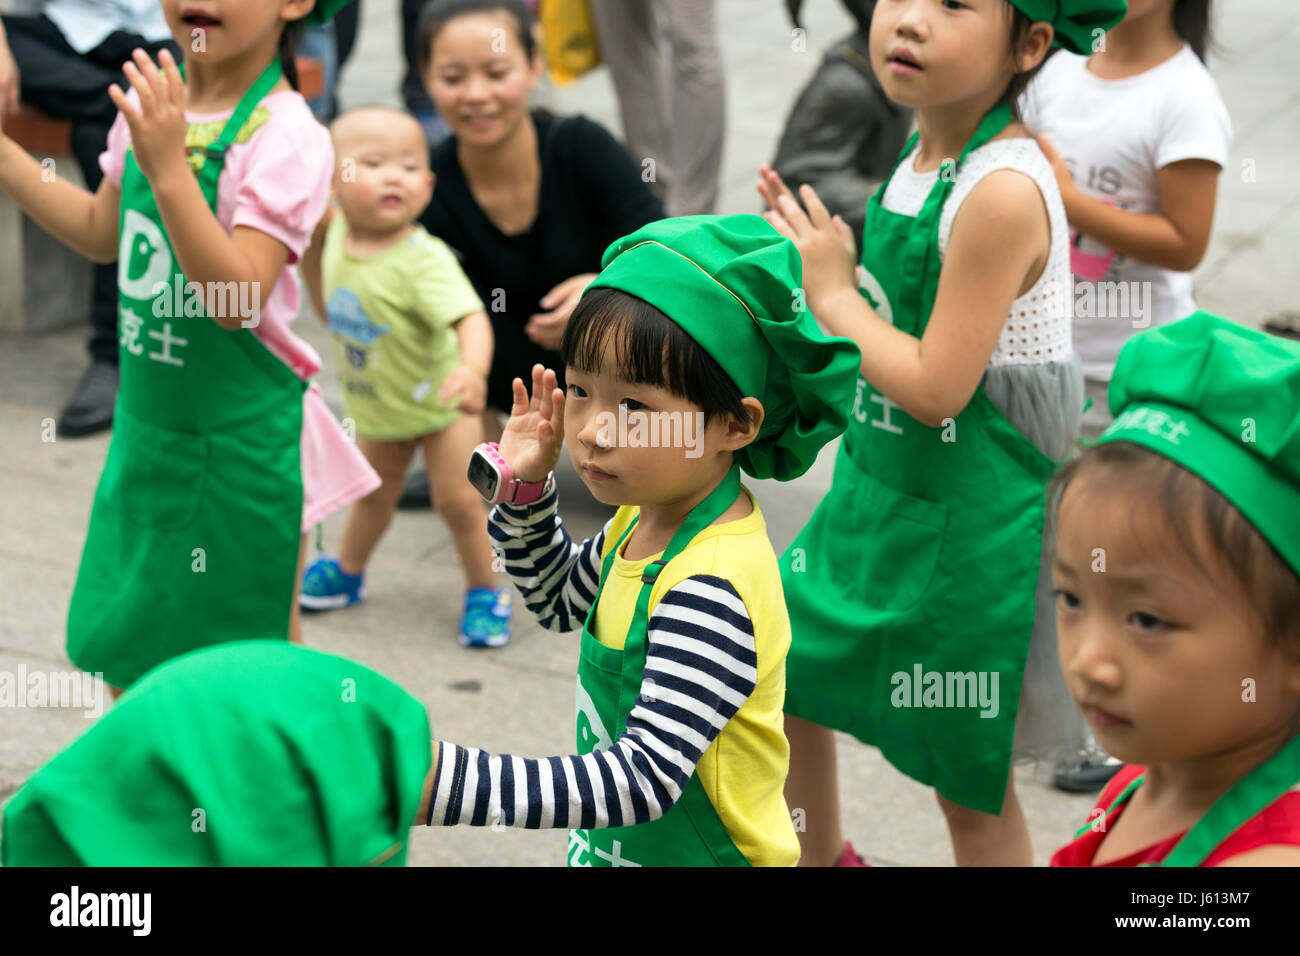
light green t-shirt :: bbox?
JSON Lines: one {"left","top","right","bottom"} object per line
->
{"left": 322, "top": 217, "right": 484, "bottom": 440}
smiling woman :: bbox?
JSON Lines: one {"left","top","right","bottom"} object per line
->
{"left": 413, "top": 0, "right": 665, "bottom": 421}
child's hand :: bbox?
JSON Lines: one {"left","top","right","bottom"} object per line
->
{"left": 439, "top": 364, "right": 487, "bottom": 414}
{"left": 1036, "top": 136, "right": 1079, "bottom": 208}
{"left": 757, "top": 164, "right": 857, "bottom": 311}
{"left": 108, "top": 48, "right": 189, "bottom": 188}
{"left": 497, "top": 364, "right": 564, "bottom": 484}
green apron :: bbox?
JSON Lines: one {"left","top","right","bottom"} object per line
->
{"left": 781, "top": 103, "right": 1057, "bottom": 814}
{"left": 1077, "top": 735, "right": 1300, "bottom": 866}
{"left": 67, "top": 60, "right": 305, "bottom": 690}
{"left": 567, "top": 466, "right": 751, "bottom": 867}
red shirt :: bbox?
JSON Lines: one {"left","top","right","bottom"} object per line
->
{"left": 1051, "top": 765, "right": 1300, "bottom": 867}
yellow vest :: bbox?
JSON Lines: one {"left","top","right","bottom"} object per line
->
{"left": 594, "top": 486, "right": 800, "bottom": 867}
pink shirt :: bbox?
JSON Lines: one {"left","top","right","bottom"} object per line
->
{"left": 100, "top": 88, "right": 380, "bottom": 531}
{"left": 100, "top": 89, "right": 330, "bottom": 381}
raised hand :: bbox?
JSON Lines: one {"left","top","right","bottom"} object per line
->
{"left": 108, "top": 48, "right": 189, "bottom": 187}
{"left": 497, "top": 364, "right": 565, "bottom": 483}
{"left": 756, "top": 163, "right": 857, "bottom": 311}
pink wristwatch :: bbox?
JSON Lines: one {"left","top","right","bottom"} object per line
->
{"left": 467, "top": 441, "right": 553, "bottom": 506}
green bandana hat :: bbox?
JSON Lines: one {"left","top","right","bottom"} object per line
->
{"left": 306, "top": 0, "right": 354, "bottom": 25}
{"left": 1097, "top": 312, "right": 1300, "bottom": 578}
{"left": 1008, "top": 0, "right": 1128, "bottom": 55}
{"left": 585, "top": 214, "right": 862, "bottom": 482}
{"left": 1, "top": 642, "right": 432, "bottom": 866}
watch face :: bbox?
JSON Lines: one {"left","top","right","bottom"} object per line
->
{"left": 467, "top": 452, "right": 500, "bottom": 501}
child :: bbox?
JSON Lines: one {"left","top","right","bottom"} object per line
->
{"left": 1051, "top": 313, "right": 1300, "bottom": 867}
{"left": 0, "top": 0, "right": 378, "bottom": 692}
{"left": 758, "top": 0, "right": 1126, "bottom": 866}
{"left": 298, "top": 105, "right": 508, "bottom": 648}
{"left": 416, "top": 215, "right": 860, "bottom": 866}
{"left": 2, "top": 641, "right": 432, "bottom": 866}
{"left": 1022, "top": 0, "right": 1232, "bottom": 440}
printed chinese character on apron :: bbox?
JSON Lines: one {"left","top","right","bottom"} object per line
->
{"left": 67, "top": 60, "right": 306, "bottom": 689}
{"left": 568, "top": 466, "right": 751, "bottom": 867}
{"left": 780, "top": 103, "right": 1058, "bottom": 814}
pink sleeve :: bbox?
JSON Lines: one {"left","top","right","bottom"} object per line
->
{"left": 229, "top": 116, "right": 333, "bottom": 265}
{"left": 98, "top": 109, "right": 133, "bottom": 188}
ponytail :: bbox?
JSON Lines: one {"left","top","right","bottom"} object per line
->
{"left": 1173, "top": 0, "right": 1213, "bottom": 62}
{"left": 279, "top": 19, "right": 307, "bottom": 90}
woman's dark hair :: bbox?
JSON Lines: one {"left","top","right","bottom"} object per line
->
{"left": 279, "top": 17, "right": 307, "bottom": 91}
{"left": 1050, "top": 442, "right": 1300, "bottom": 649}
{"left": 416, "top": 0, "right": 537, "bottom": 75}
{"left": 1174, "top": 0, "right": 1213, "bottom": 62}
{"left": 560, "top": 287, "right": 751, "bottom": 427}
{"left": 1001, "top": 6, "right": 1049, "bottom": 120}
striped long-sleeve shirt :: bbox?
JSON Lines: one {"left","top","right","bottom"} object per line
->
{"left": 426, "top": 482, "right": 757, "bottom": 829}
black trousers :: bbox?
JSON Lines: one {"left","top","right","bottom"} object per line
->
{"left": 1, "top": 15, "right": 178, "bottom": 365}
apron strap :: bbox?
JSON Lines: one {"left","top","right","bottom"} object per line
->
{"left": 1074, "top": 771, "right": 1144, "bottom": 838}
{"left": 193, "top": 58, "right": 285, "bottom": 197}
{"left": 613, "top": 465, "right": 743, "bottom": 737}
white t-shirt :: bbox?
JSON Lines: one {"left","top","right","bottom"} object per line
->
{"left": 1021, "top": 44, "right": 1233, "bottom": 381}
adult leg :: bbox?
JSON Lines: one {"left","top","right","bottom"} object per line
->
{"left": 338, "top": 437, "right": 419, "bottom": 575}
{"left": 422, "top": 416, "right": 497, "bottom": 593}
{"left": 784, "top": 714, "right": 848, "bottom": 866}
{"left": 660, "top": 0, "right": 725, "bottom": 215}
{"left": 935, "top": 771, "right": 1032, "bottom": 866}
{"left": 586, "top": 0, "right": 675, "bottom": 206}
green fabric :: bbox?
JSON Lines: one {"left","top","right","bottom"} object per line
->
{"left": 67, "top": 59, "right": 305, "bottom": 690}
{"left": 305, "top": 0, "right": 354, "bottom": 25}
{"left": 322, "top": 217, "right": 481, "bottom": 439}
{"left": 1097, "top": 312, "right": 1300, "bottom": 578}
{"left": 1008, "top": 0, "right": 1128, "bottom": 55}
{"left": 1, "top": 642, "right": 432, "bottom": 867}
{"left": 781, "top": 104, "right": 1055, "bottom": 815}
{"left": 569, "top": 465, "right": 751, "bottom": 867}
{"left": 585, "top": 214, "right": 861, "bottom": 482}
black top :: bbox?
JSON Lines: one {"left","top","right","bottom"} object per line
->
{"left": 421, "top": 110, "right": 666, "bottom": 412}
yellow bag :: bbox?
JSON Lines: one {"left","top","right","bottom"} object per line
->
{"left": 539, "top": 0, "right": 602, "bottom": 86}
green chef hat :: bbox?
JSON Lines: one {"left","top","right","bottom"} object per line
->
{"left": 1009, "top": 0, "right": 1128, "bottom": 55}
{"left": 584, "top": 214, "right": 862, "bottom": 482}
{"left": 1, "top": 642, "right": 431, "bottom": 867}
{"left": 305, "top": 0, "right": 354, "bottom": 25}
{"left": 1097, "top": 312, "right": 1300, "bottom": 577}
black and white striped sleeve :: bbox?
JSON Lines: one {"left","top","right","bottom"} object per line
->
{"left": 487, "top": 480, "right": 609, "bottom": 633}
{"left": 426, "top": 574, "right": 758, "bottom": 829}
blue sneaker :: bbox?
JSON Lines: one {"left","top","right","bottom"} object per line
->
{"left": 299, "top": 557, "right": 364, "bottom": 611}
{"left": 459, "top": 588, "right": 511, "bottom": 648}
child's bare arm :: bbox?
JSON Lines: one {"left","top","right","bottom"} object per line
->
{"left": 0, "top": 135, "right": 121, "bottom": 263}
{"left": 439, "top": 309, "right": 493, "bottom": 413}
{"left": 301, "top": 205, "right": 335, "bottom": 324}
{"left": 1040, "top": 138, "right": 1221, "bottom": 272}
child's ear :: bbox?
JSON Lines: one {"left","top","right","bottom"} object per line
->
{"left": 723, "top": 398, "right": 765, "bottom": 450}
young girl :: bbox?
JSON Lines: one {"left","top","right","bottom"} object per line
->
{"left": 0, "top": 0, "right": 378, "bottom": 693}
{"left": 758, "top": 0, "right": 1125, "bottom": 866}
{"left": 1051, "top": 313, "right": 1300, "bottom": 867}
{"left": 1023, "top": 0, "right": 1232, "bottom": 440}
{"left": 416, "top": 215, "right": 861, "bottom": 866}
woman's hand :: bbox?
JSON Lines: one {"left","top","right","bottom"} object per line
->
{"left": 108, "top": 48, "right": 189, "bottom": 188}
{"left": 0, "top": 24, "right": 20, "bottom": 126}
{"left": 497, "top": 364, "right": 565, "bottom": 483}
{"left": 757, "top": 164, "right": 857, "bottom": 312}
{"left": 439, "top": 363, "right": 488, "bottom": 414}
{"left": 526, "top": 272, "right": 596, "bottom": 351}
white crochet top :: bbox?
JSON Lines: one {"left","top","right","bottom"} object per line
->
{"left": 880, "top": 137, "right": 1073, "bottom": 367}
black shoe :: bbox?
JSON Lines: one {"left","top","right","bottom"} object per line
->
{"left": 396, "top": 468, "right": 432, "bottom": 510}
{"left": 57, "top": 360, "right": 119, "bottom": 438}
{"left": 1052, "top": 759, "right": 1123, "bottom": 794}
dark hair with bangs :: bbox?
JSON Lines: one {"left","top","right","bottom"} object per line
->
{"left": 560, "top": 287, "right": 752, "bottom": 427}
{"left": 416, "top": 0, "right": 538, "bottom": 75}
{"left": 1050, "top": 442, "right": 1300, "bottom": 649}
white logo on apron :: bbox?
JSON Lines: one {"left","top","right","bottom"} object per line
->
{"left": 118, "top": 209, "right": 173, "bottom": 301}
{"left": 853, "top": 268, "right": 904, "bottom": 434}
{"left": 575, "top": 679, "right": 613, "bottom": 751}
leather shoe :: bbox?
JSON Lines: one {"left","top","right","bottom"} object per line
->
{"left": 57, "top": 360, "right": 118, "bottom": 438}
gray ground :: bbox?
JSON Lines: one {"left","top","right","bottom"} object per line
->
{"left": 1, "top": 0, "right": 1296, "bottom": 865}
